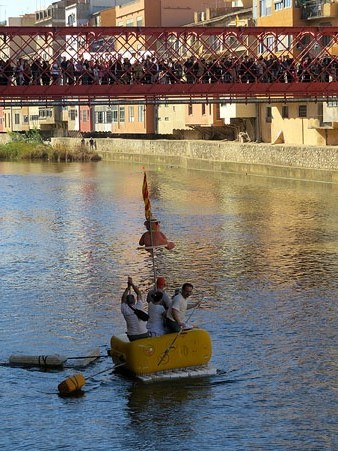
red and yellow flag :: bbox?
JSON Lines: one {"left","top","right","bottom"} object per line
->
{"left": 142, "top": 171, "right": 152, "bottom": 220}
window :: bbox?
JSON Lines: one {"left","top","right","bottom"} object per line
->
{"left": 274, "top": 0, "right": 283, "bottom": 11}
{"left": 67, "top": 13, "right": 75, "bottom": 26}
{"left": 69, "top": 110, "right": 77, "bottom": 121}
{"left": 210, "top": 36, "right": 220, "bottom": 52}
{"left": 119, "top": 106, "right": 125, "bottom": 123}
{"left": 23, "top": 115, "right": 29, "bottom": 123}
{"left": 267, "top": 36, "right": 274, "bottom": 51}
{"left": 126, "top": 19, "right": 133, "bottom": 27}
{"left": 106, "top": 110, "right": 113, "bottom": 123}
{"left": 259, "top": 0, "right": 272, "bottom": 16}
{"left": 136, "top": 16, "right": 143, "bottom": 27}
{"left": 282, "top": 106, "right": 289, "bottom": 118}
{"left": 188, "top": 104, "right": 193, "bottom": 115}
{"left": 202, "top": 104, "right": 206, "bottom": 115}
{"left": 96, "top": 111, "right": 104, "bottom": 123}
{"left": 266, "top": 0, "right": 272, "bottom": 15}
{"left": 112, "top": 106, "right": 118, "bottom": 123}
{"left": 276, "top": 35, "right": 290, "bottom": 52}
{"left": 138, "top": 105, "right": 144, "bottom": 122}
{"left": 299, "top": 105, "right": 307, "bottom": 118}
{"left": 39, "top": 109, "right": 52, "bottom": 118}
{"left": 259, "top": 36, "right": 275, "bottom": 53}
{"left": 81, "top": 110, "right": 88, "bottom": 122}
{"left": 128, "top": 106, "right": 134, "bottom": 123}
{"left": 284, "top": 0, "right": 291, "bottom": 7}
{"left": 14, "top": 114, "right": 20, "bottom": 125}
{"left": 266, "top": 106, "right": 272, "bottom": 122}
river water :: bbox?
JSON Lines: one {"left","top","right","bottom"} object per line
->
{"left": 0, "top": 160, "right": 337, "bottom": 451}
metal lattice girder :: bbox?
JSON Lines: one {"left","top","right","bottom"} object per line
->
{"left": 1, "top": 26, "right": 338, "bottom": 103}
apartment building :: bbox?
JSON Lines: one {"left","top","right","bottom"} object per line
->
{"left": 1, "top": 14, "right": 35, "bottom": 133}
{"left": 1, "top": 0, "right": 257, "bottom": 140}
{"left": 3, "top": 1, "right": 119, "bottom": 137}
{"left": 103, "top": 0, "right": 223, "bottom": 136}
{"left": 255, "top": 0, "right": 338, "bottom": 145}
{"left": 157, "top": 3, "right": 254, "bottom": 139}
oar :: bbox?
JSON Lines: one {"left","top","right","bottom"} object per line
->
{"left": 157, "top": 300, "right": 202, "bottom": 367}
{"left": 57, "top": 362, "right": 126, "bottom": 396}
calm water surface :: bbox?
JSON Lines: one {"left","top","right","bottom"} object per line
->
{"left": 0, "top": 160, "right": 337, "bottom": 451}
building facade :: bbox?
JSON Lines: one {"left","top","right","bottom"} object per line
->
{"left": 255, "top": 0, "right": 338, "bottom": 145}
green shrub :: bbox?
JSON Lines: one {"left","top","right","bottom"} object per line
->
{"left": 8, "top": 129, "right": 43, "bottom": 144}
{"left": 0, "top": 133, "right": 101, "bottom": 162}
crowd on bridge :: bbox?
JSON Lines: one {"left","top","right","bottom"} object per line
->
{"left": 0, "top": 53, "right": 336, "bottom": 87}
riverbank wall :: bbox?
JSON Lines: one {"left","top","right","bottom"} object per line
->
{"left": 51, "top": 138, "right": 338, "bottom": 184}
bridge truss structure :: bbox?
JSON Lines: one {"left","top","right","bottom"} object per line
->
{"left": 1, "top": 26, "right": 338, "bottom": 106}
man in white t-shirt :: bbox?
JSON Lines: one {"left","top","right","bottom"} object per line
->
{"left": 121, "top": 277, "right": 149, "bottom": 341}
{"left": 166, "top": 282, "right": 199, "bottom": 332}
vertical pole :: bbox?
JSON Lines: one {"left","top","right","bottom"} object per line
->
{"left": 148, "top": 215, "right": 157, "bottom": 284}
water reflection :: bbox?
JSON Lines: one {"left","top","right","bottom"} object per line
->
{"left": 1, "top": 161, "right": 337, "bottom": 451}
{"left": 125, "top": 379, "right": 212, "bottom": 446}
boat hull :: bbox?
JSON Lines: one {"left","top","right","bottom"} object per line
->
{"left": 110, "top": 328, "right": 212, "bottom": 376}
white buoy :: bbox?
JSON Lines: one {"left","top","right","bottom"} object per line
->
{"left": 9, "top": 354, "right": 66, "bottom": 368}
{"left": 8, "top": 348, "right": 101, "bottom": 369}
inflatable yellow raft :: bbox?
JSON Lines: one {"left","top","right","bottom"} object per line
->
{"left": 110, "top": 328, "right": 216, "bottom": 381}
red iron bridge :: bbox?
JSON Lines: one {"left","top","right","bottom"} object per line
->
{"left": 1, "top": 26, "right": 338, "bottom": 106}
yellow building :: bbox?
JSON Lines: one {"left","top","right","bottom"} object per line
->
{"left": 255, "top": 0, "right": 338, "bottom": 145}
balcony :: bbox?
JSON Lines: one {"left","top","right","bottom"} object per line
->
{"left": 300, "top": 0, "right": 338, "bottom": 20}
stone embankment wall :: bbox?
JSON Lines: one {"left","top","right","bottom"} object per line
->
{"left": 51, "top": 138, "right": 338, "bottom": 184}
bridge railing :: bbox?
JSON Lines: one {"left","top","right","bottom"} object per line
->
{"left": 1, "top": 26, "right": 338, "bottom": 103}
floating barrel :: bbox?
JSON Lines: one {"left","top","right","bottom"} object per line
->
{"left": 9, "top": 354, "right": 66, "bottom": 368}
{"left": 58, "top": 373, "right": 86, "bottom": 396}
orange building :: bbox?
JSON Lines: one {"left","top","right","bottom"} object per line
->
{"left": 95, "top": 0, "right": 222, "bottom": 136}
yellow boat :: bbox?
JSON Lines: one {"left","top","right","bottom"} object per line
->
{"left": 109, "top": 328, "right": 216, "bottom": 382}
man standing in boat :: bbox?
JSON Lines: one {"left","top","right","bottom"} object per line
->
{"left": 121, "top": 277, "right": 149, "bottom": 341}
{"left": 165, "top": 282, "right": 199, "bottom": 332}
{"left": 146, "top": 276, "right": 171, "bottom": 309}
